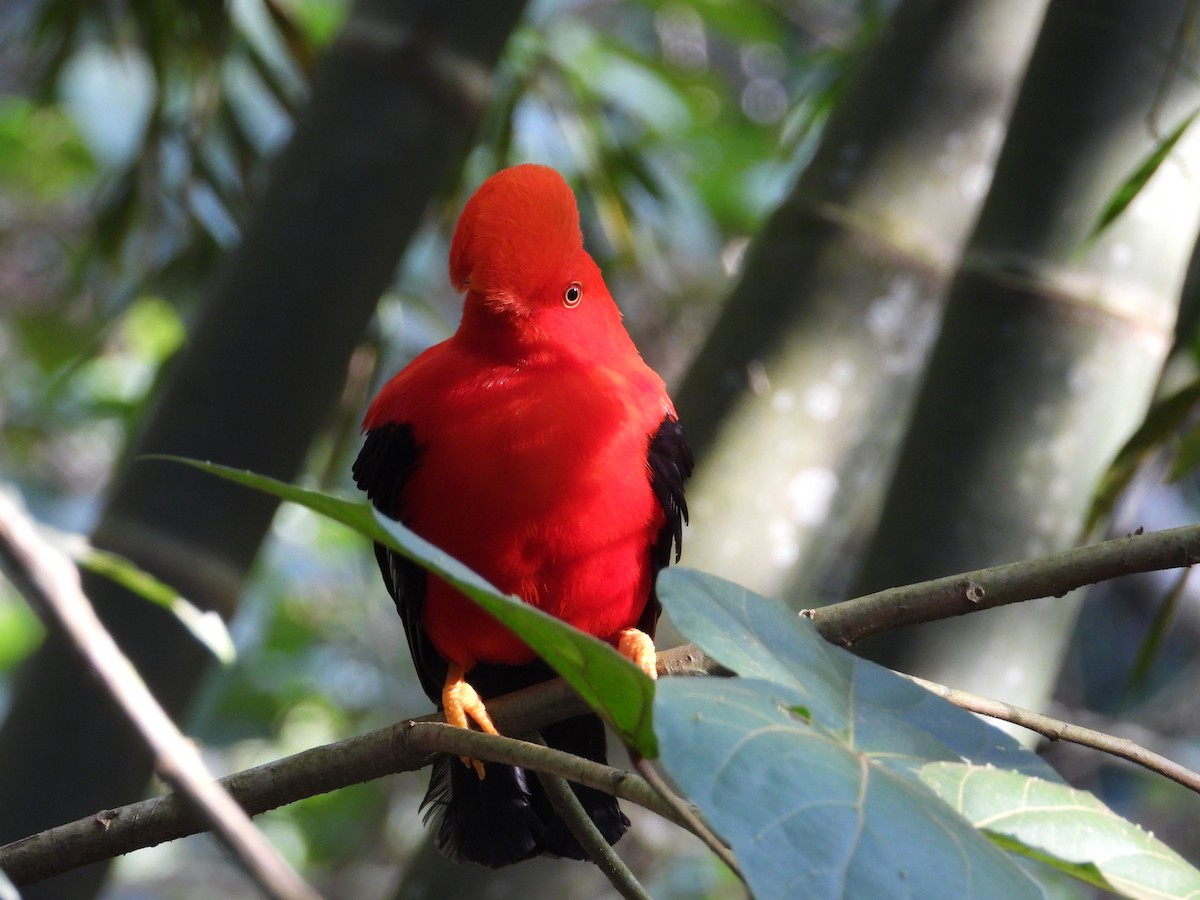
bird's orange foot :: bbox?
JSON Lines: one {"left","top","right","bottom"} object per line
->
{"left": 617, "top": 628, "right": 657, "bottom": 680}
{"left": 442, "top": 663, "right": 498, "bottom": 779}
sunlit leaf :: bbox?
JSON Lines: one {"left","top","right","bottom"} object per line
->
{"left": 262, "top": 0, "right": 322, "bottom": 72}
{"left": 0, "top": 596, "right": 44, "bottom": 671}
{"left": 121, "top": 295, "right": 187, "bottom": 361}
{"left": 74, "top": 545, "right": 235, "bottom": 664}
{"left": 271, "top": 0, "right": 346, "bottom": 48}
{"left": 1087, "top": 109, "right": 1200, "bottom": 242}
{"left": 922, "top": 763, "right": 1200, "bottom": 899}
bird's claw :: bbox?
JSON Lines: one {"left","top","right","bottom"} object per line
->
{"left": 617, "top": 628, "right": 657, "bottom": 679}
{"left": 442, "top": 664, "right": 498, "bottom": 779}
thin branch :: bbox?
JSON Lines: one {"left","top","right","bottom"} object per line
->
{"left": 0, "top": 665, "right": 698, "bottom": 886}
{"left": 8, "top": 522, "right": 1200, "bottom": 883}
{"left": 0, "top": 491, "right": 319, "bottom": 900}
{"left": 908, "top": 675, "right": 1200, "bottom": 793}
{"left": 526, "top": 733, "right": 651, "bottom": 900}
{"left": 402, "top": 722, "right": 691, "bottom": 829}
{"left": 805, "top": 522, "right": 1200, "bottom": 646}
{"left": 629, "top": 754, "right": 743, "bottom": 882}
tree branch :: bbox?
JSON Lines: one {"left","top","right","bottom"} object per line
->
{"left": 526, "top": 734, "right": 651, "bottom": 900}
{"left": 908, "top": 675, "right": 1200, "bottom": 793}
{"left": 0, "top": 491, "right": 319, "bottom": 900}
{"left": 402, "top": 722, "right": 691, "bottom": 828}
{"left": 6, "top": 522, "right": 1200, "bottom": 884}
{"left": 0, "top": 659, "right": 699, "bottom": 886}
{"left": 629, "top": 753, "right": 743, "bottom": 881}
{"left": 805, "top": 523, "right": 1200, "bottom": 646}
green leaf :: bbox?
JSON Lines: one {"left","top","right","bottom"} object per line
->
{"left": 655, "top": 677, "right": 1042, "bottom": 900}
{"left": 1088, "top": 109, "right": 1200, "bottom": 242}
{"left": 1168, "top": 418, "right": 1200, "bottom": 482}
{"left": 0, "top": 97, "right": 95, "bottom": 200}
{"left": 374, "top": 511, "right": 658, "bottom": 756}
{"left": 656, "top": 568, "right": 1165, "bottom": 898}
{"left": 0, "top": 595, "right": 43, "bottom": 671}
{"left": 1126, "top": 569, "right": 1189, "bottom": 694}
{"left": 150, "top": 456, "right": 658, "bottom": 756}
{"left": 75, "top": 545, "right": 235, "bottom": 664}
{"left": 922, "top": 763, "right": 1200, "bottom": 899}
{"left": 658, "top": 567, "right": 1057, "bottom": 777}
{"left": 1085, "top": 378, "right": 1200, "bottom": 534}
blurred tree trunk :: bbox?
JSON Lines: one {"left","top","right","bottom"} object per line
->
{"left": 674, "top": 0, "right": 1047, "bottom": 614}
{"left": 0, "top": 1, "right": 526, "bottom": 897}
{"left": 852, "top": 0, "right": 1200, "bottom": 714}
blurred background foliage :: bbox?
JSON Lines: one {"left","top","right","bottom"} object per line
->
{"left": 5, "top": 0, "right": 1200, "bottom": 898}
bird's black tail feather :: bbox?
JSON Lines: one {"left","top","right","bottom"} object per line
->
{"left": 420, "top": 712, "right": 629, "bottom": 868}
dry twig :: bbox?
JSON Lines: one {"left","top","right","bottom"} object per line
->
{"left": 0, "top": 492, "right": 318, "bottom": 900}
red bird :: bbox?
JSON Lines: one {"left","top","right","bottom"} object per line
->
{"left": 353, "top": 164, "right": 692, "bottom": 867}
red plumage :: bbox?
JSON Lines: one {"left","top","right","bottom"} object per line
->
{"left": 354, "top": 164, "right": 691, "bottom": 867}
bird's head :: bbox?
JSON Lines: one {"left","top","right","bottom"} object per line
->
{"left": 449, "top": 164, "right": 629, "bottom": 355}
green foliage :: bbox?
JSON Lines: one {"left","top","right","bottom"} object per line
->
{"left": 286, "top": 782, "right": 388, "bottom": 867}
{"left": 1125, "top": 568, "right": 1189, "bottom": 694}
{"left": 280, "top": 0, "right": 348, "bottom": 46}
{"left": 1084, "top": 377, "right": 1200, "bottom": 696}
{"left": 0, "top": 98, "right": 94, "bottom": 199}
{"left": 157, "top": 457, "right": 658, "bottom": 756}
{"left": 0, "top": 596, "right": 44, "bottom": 674}
{"left": 471, "top": 0, "right": 879, "bottom": 297}
{"left": 657, "top": 569, "right": 1056, "bottom": 776}
{"left": 923, "top": 763, "right": 1200, "bottom": 899}
{"left": 2, "top": 295, "right": 186, "bottom": 494}
{"left": 1085, "top": 377, "right": 1200, "bottom": 534}
{"left": 191, "top": 598, "right": 334, "bottom": 745}
{"left": 75, "top": 544, "right": 234, "bottom": 663}
{"left": 10, "top": 311, "right": 97, "bottom": 377}
{"left": 22, "top": 0, "right": 329, "bottom": 313}
{"left": 653, "top": 568, "right": 1200, "bottom": 899}
{"left": 1086, "top": 109, "right": 1200, "bottom": 245}
{"left": 658, "top": 676, "right": 1042, "bottom": 899}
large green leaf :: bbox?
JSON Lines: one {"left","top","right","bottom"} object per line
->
{"left": 655, "top": 568, "right": 1200, "bottom": 898}
{"left": 659, "top": 567, "right": 1057, "bottom": 777}
{"left": 922, "top": 763, "right": 1200, "bottom": 900}
{"left": 152, "top": 457, "right": 657, "bottom": 755}
{"left": 655, "top": 677, "right": 1042, "bottom": 899}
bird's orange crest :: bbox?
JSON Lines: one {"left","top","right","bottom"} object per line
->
{"left": 449, "top": 164, "right": 583, "bottom": 304}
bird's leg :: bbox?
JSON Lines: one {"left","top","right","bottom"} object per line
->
{"left": 442, "top": 662, "right": 498, "bottom": 779}
{"left": 616, "top": 628, "right": 658, "bottom": 680}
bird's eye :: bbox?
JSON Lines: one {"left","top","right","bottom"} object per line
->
{"left": 563, "top": 282, "right": 583, "bottom": 308}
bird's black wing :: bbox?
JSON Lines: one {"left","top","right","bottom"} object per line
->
{"left": 637, "top": 414, "right": 694, "bottom": 636}
{"left": 351, "top": 421, "right": 446, "bottom": 704}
